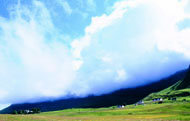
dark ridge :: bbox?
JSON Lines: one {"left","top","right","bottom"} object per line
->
{"left": 176, "top": 65, "right": 190, "bottom": 90}
{"left": 0, "top": 69, "right": 187, "bottom": 114}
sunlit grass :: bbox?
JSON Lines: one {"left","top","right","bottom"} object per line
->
{"left": 1, "top": 102, "right": 190, "bottom": 121}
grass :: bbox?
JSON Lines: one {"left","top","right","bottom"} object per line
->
{"left": 1, "top": 81, "right": 189, "bottom": 121}
{"left": 144, "top": 80, "right": 190, "bottom": 101}
{"left": 0, "top": 102, "right": 190, "bottom": 121}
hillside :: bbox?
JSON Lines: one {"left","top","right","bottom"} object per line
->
{"left": 0, "top": 68, "right": 187, "bottom": 114}
{"left": 176, "top": 66, "right": 190, "bottom": 89}
{"left": 1, "top": 102, "right": 190, "bottom": 121}
{"left": 144, "top": 66, "right": 190, "bottom": 101}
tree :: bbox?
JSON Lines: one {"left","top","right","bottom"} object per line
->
{"left": 18, "top": 110, "right": 24, "bottom": 114}
{"left": 32, "top": 108, "right": 40, "bottom": 114}
{"left": 12, "top": 110, "right": 18, "bottom": 114}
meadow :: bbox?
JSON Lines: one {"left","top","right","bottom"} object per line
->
{"left": 0, "top": 102, "right": 190, "bottom": 121}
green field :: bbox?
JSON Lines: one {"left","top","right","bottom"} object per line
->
{"left": 0, "top": 102, "right": 190, "bottom": 121}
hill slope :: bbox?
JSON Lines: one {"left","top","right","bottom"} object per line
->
{"left": 144, "top": 66, "right": 190, "bottom": 101}
{"left": 0, "top": 69, "right": 187, "bottom": 114}
{"left": 176, "top": 66, "right": 190, "bottom": 90}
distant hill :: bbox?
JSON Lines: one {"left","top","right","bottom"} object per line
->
{"left": 176, "top": 66, "right": 190, "bottom": 90}
{"left": 144, "top": 66, "right": 190, "bottom": 101}
{"left": 0, "top": 68, "right": 188, "bottom": 114}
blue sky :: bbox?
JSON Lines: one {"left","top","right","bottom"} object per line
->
{"left": 0, "top": 0, "right": 190, "bottom": 110}
{"left": 0, "top": 0, "right": 117, "bottom": 38}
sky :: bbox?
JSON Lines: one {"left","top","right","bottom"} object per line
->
{"left": 0, "top": 0, "right": 190, "bottom": 110}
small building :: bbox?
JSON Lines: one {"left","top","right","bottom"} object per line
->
{"left": 117, "top": 105, "right": 125, "bottom": 108}
{"left": 24, "top": 110, "right": 33, "bottom": 114}
{"left": 153, "top": 98, "right": 163, "bottom": 102}
{"left": 136, "top": 100, "right": 144, "bottom": 105}
{"left": 153, "top": 98, "right": 163, "bottom": 104}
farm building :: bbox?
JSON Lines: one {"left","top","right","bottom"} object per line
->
{"left": 136, "top": 100, "right": 144, "bottom": 105}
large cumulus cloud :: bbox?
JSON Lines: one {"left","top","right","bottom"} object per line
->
{"left": 0, "top": 0, "right": 190, "bottom": 107}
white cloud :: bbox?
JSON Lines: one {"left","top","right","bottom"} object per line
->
{"left": 71, "top": 0, "right": 190, "bottom": 92}
{"left": 0, "top": 0, "right": 190, "bottom": 105}
{"left": 72, "top": 60, "right": 83, "bottom": 71}
{"left": 115, "top": 69, "right": 127, "bottom": 82}
{"left": 0, "top": 89, "right": 7, "bottom": 101}
{"left": 0, "top": 0, "right": 76, "bottom": 103}
{"left": 71, "top": 0, "right": 142, "bottom": 61}
{"left": 71, "top": 0, "right": 132, "bottom": 66}
{"left": 0, "top": 104, "right": 10, "bottom": 111}
{"left": 72, "top": 0, "right": 190, "bottom": 64}
{"left": 102, "top": 56, "right": 112, "bottom": 63}
{"left": 147, "top": 0, "right": 190, "bottom": 58}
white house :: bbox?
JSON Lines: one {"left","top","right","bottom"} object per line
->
{"left": 117, "top": 105, "right": 125, "bottom": 108}
{"left": 153, "top": 98, "right": 163, "bottom": 102}
{"left": 136, "top": 100, "right": 144, "bottom": 105}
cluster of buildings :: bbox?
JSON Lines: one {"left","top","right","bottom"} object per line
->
{"left": 135, "top": 98, "right": 164, "bottom": 105}
{"left": 117, "top": 105, "right": 125, "bottom": 108}
{"left": 24, "top": 110, "right": 34, "bottom": 114}
{"left": 152, "top": 98, "right": 163, "bottom": 102}
{"left": 117, "top": 98, "right": 167, "bottom": 109}
{"left": 136, "top": 100, "right": 144, "bottom": 105}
